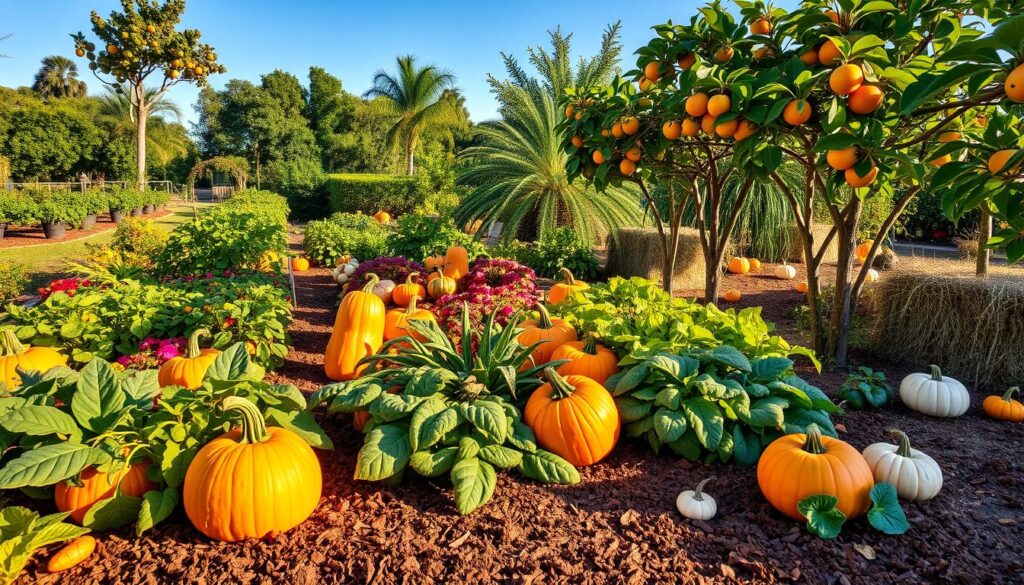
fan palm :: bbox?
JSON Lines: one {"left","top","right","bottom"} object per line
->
{"left": 364, "top": 56, "right": 464, "bottom": 175}
{"left": 98, "top": 86, "right": 183, "bottom": 125}
{"left": 32, "top": 55, "right": 87, "bottom": 98}
{"left": 99, "top": 86, "right": 189, "bottom": 180}
{"left": 455, "top": 24, "right": 641, "bottom": 245}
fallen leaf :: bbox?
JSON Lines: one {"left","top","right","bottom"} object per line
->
{"left": 835, "top": 423, "right": 847, "bottom": 433}
{"left": 620, "top": 509, "right": 638, "bottom": 526}
{"left": 448, "top": 531, "right": 472, "bottom": 548}
{"left": 720, "top": 564, "right": 736, "bottom": 579}
{"left": 998, "top": 518, "right": 1015, "bottom": 526}
{"left": 854, "top": 543, "right": 876, "bottom": 560}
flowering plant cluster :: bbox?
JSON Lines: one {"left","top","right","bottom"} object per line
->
{"left": 461, "top": 258, "right": 537, "bottom": 298}
{"left": 434, "top": 258, "right": 539, "bottom": 343}
{"left": 344, "top": 256, "right": 425, "bottom": 294}
{"left": 114, "top": 336, "right": 185, "bottom": 370}
{"left": 37, "top": 278, "right": 93, "bottom": 300}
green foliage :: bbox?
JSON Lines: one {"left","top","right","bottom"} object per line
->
{"left": 414, "top": 144, "right": 462, "bottom": 215}
{"left": 388, "top": 213, "right": 486, "bottom": 262}
{"left": 106, "top": 187, "right": 144, "bottom": 212}
{"left": 2, "top": 275, "right": 292, "bottom": 369}
{"left": 222, "top": 188, "right": 290, "bottom": 224}
{"left": 113, "top": 217, "right": 168, "bottom": 258}
{"left": 325, "top": 173, "right": 423, "bottom": 216}
{"left": 606, "top": 348, "right": 837, "bottom": 463}
{"left": 868, "top": 483, "right": 909, "bottom": 535}
{"left": 303, "top": 213, "right": 390, "bottom": 266}
{"left": 0, "top": 191, "right": 37, "bottom": 226}
{"left": 0, "top": 263, "right": 27, "bottom": 306}
{"left": 797, "top": 483, "right": 909, "bottom": 539}
{"left": 0, "top": 506, "right": 90, "bottom": 585}
{"left": 155, "top": 207, "right": 287, "bottom": 276}
{"left": 798, "top": 494, "right": 846, "bottom": 540}
{"left": 0, "top": 89, "right": 102, "bottom": 181}
{"left": 310, "top": 307, "right": 578, "bottom": 514}
{"left": 30, "top": 190, "right": 89, "bottom": 227}
{"left": 554, "top": 277, "right": 819, "bottom": 367}
{"left": 838, "top": 366, "right": 893, "bottom": 409}
{"left": 495, "top": 227, "right": 598, "bottom": 279}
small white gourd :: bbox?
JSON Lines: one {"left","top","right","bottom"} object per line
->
{"left": 343, "top": 263, "right": 356, "bottom": 275}
{"left": 862, "top": 429, "right": 943, "bottom": 501}
{"left": 676, "top": 477, "right": 717, "bottom": 520}
{"left": 900, "top": 365, "right": 970, "bottom": 417}
{"left": 373, "top": 279, "right": 396, "bottom": 304}
{"left": 774, "top": 263, "right": 797, "bottom": 280}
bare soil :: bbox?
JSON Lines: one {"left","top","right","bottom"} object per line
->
{"left": 27, "top": 252, "right": 1024, "bottom": 585}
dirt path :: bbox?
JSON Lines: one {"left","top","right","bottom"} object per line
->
{"left": 31, "top": 247, "right": 1024, "bottom": 584}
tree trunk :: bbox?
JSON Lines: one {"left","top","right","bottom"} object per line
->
{"left": 406, "top": 138, "right": 415, "bottom": 175}
{"left": 135, "top": 88, "right": 148, "bottom": 191}
{"left": 976, "top": 206, "right": 991, "bottom": 276}
{"left": 828, "top": 199, "right": 863, "bottom": 367}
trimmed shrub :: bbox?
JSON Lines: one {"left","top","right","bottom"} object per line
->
{"left": 0, "top": 190, "right": 38, "bottom": 226}
{"left": 155, "top": 207, "right": 287, "bottom": 276}
{"left": 303, "top": 213, "right": 390, "bottom": 267}
{"left": 492, "top": 227, "right": 598, "bottom": 279}
{"left": 326, "top": 174, "right": 423, "bottom": 216}
{"left": 388, "top": 213, "right": 486, "bottom": 263}
{"left": 0, "top": 262, "right": 27, "bottom": 305}
{"left": 224, "top": 189, "right": 290, "bottom": 224}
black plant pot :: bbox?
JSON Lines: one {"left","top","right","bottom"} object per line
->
{"left": 0, "top": 223, "right": 6, "bottom": 240}
{"left": 143, "top": 204, "right": 155, "bottom": 214}
{"left": 81, "top": 214, "right": 97, "bottom": 231}
{"left": 110, "top": 209, "right": 126, "bottom": 224}
{"left": 131, "top": 207, "right": 143, "bottom": 217}
{"left": 42, "top": 221, "right": 67, "bottom": 240}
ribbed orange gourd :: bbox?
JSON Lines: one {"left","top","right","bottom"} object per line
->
{"left": 547, "top": 268, "right": 589, "bottom": 305}
{"left": 383, "top": 297, "right": 437, "bottom": 341}
{"left": 427, "top": 268, "right": 457, "bottom": 299}
{"left": 442, "top": 246, "right": 470, "bottom": 280}
{"left": 158, "top": 328, "right": 221, "bottom": 389}
{"left": 757, "top": 424, "right": 874, "bottom": 520}
{"left": 391, "top": 272, "right": 426, "bottom": 307}
{"left": 982, "top": 387, "right": 1024, "bottom": 422}
{"left": 324, "top": 274, "right": 386, "bottom": 381}
{"left": 551, "top": 336, "right": 620, "bottom": 385}
{"left": 424, "top": 254, "right": 445, "bottom": 273}
{"left": 55, "top": 461, "right": 156, "bottom": 524}
{"left": 183, "top": 397, "right": 322, "bottom": 542}
{"left": 517, "top": 304, "right": 577, "bottom": 366}
{"left": 0, "top": 329, "right": 67, "bottom": 387}
{"left": 524, "top": 368, "right": 620, "bottom": 466}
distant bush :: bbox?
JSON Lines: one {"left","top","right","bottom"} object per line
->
{"left": 326, "top": 174, "right": 423, "bottom": 217}
{"left": 155, "top": 207, "right": 287, "bottom": 276}
{"left": 0, "top": 191, "right": 38, "bottom": 226}
{"left": 224, "top": 189, "right": 290, "bottom": 224}
{"left": 264, "top": 158, "right": 325, "bottom": 219}
{"left": 30, "top": 190, "right": 89, "bottom": 227}
{"left": 107, "top": 187, "right": 144, "bottom": 212}
{"left": 0, "top": 262, "right": 27, "bottom": 305}
{"left": 388, "top": 213, "right": 486, "bottom": 263}
{"left": 491, "top": 227, "right": 598, "bottom": 279}
{"left": 303, "top": 213, "right": 390, "bottom": 266}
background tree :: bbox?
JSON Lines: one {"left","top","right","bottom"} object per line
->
{"left": 32, "top": 56, "right": 87, "bottom": 99}
{"left": 72, "top": 0, "right": 224, "bottom": 190}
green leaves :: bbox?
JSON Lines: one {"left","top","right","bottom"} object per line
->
{"left": 797, "top": 494, "right": 846, "bottom": 539}
{"left": 82, "top": 491, "right": 143, "bottom": 531}
{"left": 459, "top": 400, "right": 507, "bottom": 444}
{"left": 408, "top": 399, "right": 459, "bottom": 452}
{"left": 652, "top": 408, "right": 688, "bottom": 443}
{"left": 355, "top": 424, "right": 411, "bottom": 482}
{"left": 71, "top": 359, "right": 125, "bottom": 433}
{"left": 0, "top": 405, "right": 80, "bottom": 440}
{"left": 682, "top": 397, "right": 724, "bottom": 450}
{"left": 0, "top": 443, "right": 99, "bottom": 488}
{"left": 136, "top": 488, "right": 180, "bottom": 536}
{"left": 518, "top": 450, "right": 580, "bottom": 485}
{"left": 797, "top": 484, "right": 910, "bottom": 539}
{"left": 0, "top": 507, "right": 90, "bottom": 585}
{"left": 451, "top": 458, "right": 497, "bottom": 515}
{"left": 204, "top": 343, "right": 251, "bottom": 382}
{"left": 868, "top": 483, "right": 909, "bottom": 535}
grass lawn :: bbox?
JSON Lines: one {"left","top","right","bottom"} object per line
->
{"left": 1, "top": 202, "right": 215, "bottom": 289}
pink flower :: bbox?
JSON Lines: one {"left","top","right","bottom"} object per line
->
{"left": 115, "top": 355, "right": 131, "bottom": 366}
{"left": 155, "top": 344, "right": 181, "bottom": 361}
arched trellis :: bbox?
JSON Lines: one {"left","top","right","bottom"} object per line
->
{"left": 186, "top": 156, "right": 249, "bottom": 200}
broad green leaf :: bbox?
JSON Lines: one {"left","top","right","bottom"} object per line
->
{"left": 652, "top": 407, "right": 688, "bottom": 443}
{"left": 479, "top": 444, "right": 523, "bottom": 469}
{"left": 0, "top": 406, "right": 80, "bottom": 440}
{"left": 265, "top": 408, "right": 334, "bottom": 450}
{"left": 409, "top": 399, "right": 459, "bottom": 452}
{"left": 136, "top": 488, "right": 179, "bottom": 536}
{"left": 743, "top": 396, "right": 788, "bottom": 428}
{"left": 203, "top": 343, "right": 250, "bottom": 381}
{"left": 647, "top": 353, "right": 699, "bottom": 383}
{"left": 355, "top": 424, "right": 411, "bottom": 481}
{"left": 612, "top": 364, "right": 650, "bottom": 395}
{"left": 518, "top": 450, "right": 580, "bottom": 484}
{"left": 749, "top": 357, "right": 793, "bottom": 382}
{"left": 450, "top": 458, "right": 497, "bottom": 515}
{"left": 0, "top": 443, "right": 99, "bottom": 488}
{"left": 326, "top": 380, "right": 384, "bottom": 413}
{"left": 506, "top": 420, "right": 537, "bottom": 453}
{"left": 706, "top": 346, "right": 751, "bottom": 372}
{"left": 26, "top": 519, "right": 90, "bottom": 549}
{"left": 682, "top": 397, "right": 724, "bottom": 450}
{"left": 615, "top": 397, "right": 653, "bottom": 422}
{"left": 798, "top": 494, "right": 846, "bottom": 539}
{"left": 83, "top": 492, "right": 143, "bottom": 531}
{"left": 460, "top": 401, "right": 507, "bottom": 444}
{"left": 409, "top": 447, "right": 458, "bottom": 477}
{"left": 72, "top": 358, "right": 125, "bottom": 433}
{"left": 654, "top": 386, "right": 683, "bottom": 410}
{"left": 625, "top": 416, "right": 654, "bottom": 438}
{"left": 868, "top": 483, "right": 909, "bottom": 535}
{"left": 369, "top": 393, "right": 423, "bottom": 422}
{"left": 731, "top": 425, "right": 762, "bottom": 466}
{"left": 667, "top": 431, "right": 702, "bottom": 460}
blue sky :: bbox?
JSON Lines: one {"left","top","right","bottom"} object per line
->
{"left": 0, "top": 0, "right": 721, "bottom": 128}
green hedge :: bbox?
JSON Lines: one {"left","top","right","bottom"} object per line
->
{"left": 326, "top": 174, "right": 423, "bottom": 216}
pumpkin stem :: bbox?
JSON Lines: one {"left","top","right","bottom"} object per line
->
{"left": 185, "top": 328, "right": 210, "bottom": 359}
{"left": 559, "top": 267, "right": 576, "bottom": 285}
{"left": 928, "top": 364, "right": 943, "bottom": 381}
{"left": 693, "top": 476, "right": 715, "bottom": 501}
{"left": 406, "top": 295, "right": 419, "bottom": 314}
{"left": 535, "top": 303, "right": 555, "bottom": 329}
{"left": 1002, "top": 386, "right": 1020, "bottom": 402}
{"left": 888, "top": 428, "right": 913, "bottom": 458}
{"left": 582, "top": 335, "right": 599, "bottom": 356}
{"left": 801, "top": 423, "right": 827, "bottom": 455}
{"left": 407, "top": 272, "right": 420, "bottom": 285}
{"left": 544, "top": 367, "right": 576, "bottom": 400}
{"left": 0, "top": 329, "right": 26, "bottom": 356}
{"left": 362, "top": 273, "right": 381, "bottom": 294}
{"left": 221, "top": 396, "right": 269, "bottom": 444}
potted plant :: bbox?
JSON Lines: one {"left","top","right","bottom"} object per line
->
{"left": 141, "top": 190, "right": 157, "bottom": 214}
{"left": 108, "top": 188, "right": 140, "bottom": 223}
{"left": 33, "top": 191, "right": 88, "bottom": 240}
{"left": 0, "top": 191, "right": 38, "bottom": 240}
{"left": 80, "top": 189, "right": 108, "bottom": 230}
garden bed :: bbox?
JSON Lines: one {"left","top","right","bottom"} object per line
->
{"left": 24, "top": 249, "right": 1024, "bottom": 585}
{"left": 0, "top": 210, "right": 171, "bottom": 249}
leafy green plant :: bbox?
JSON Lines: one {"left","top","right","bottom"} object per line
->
{"left": 310, "top": 306, "right": 578, "bottom": 514}
{"left": 0, "top": 263, "right": 27, "bottom": 306}
{"left": 106, "top": 187, "right": 143, "bottom": 212}
{"left": 606, "top": 348, "right": 838, "bottom": 464}
{"left": 31, "top": 191, "right": 88, "bottom": 227}
{"left": 303, "top": 213, "right": 390, "bottom": 266}
{"left": 0, "top": 506, "right": 90, "bottom": 585}
{"left": 388, "top": 213, "right": 486, "bottom": 263}
{"left": 838, "top": 367, "right": 893, "bottom": 409}
{"left": 797, "top": 483, "right": 909, "bottom": 539}
{"left": 81, "top": 189, "right": 110, "bottom": 215}
{"left": 155, "top": 207, "right": 287, "bottom": 276}
{"left": 325, "top": 173, "right": 423, "bottom": 216}
{"left": 0, "top": 191, "right": 38, "bottom": 226}
{"left": 501, "top": 227, "right": 598, "bottom": 279}
{"left": 222, "top": 189, "right": 290, "bottom": 224}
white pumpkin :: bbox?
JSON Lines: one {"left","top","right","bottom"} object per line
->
{"left": 862, "top": 430, "right": 943, "bottom": 502}
{"left": 342, "top": 263, "right": 357, "bottom": 276}
{"left": 676, "top": 478, "right": 717, "bottom": 520}
{"left": 865, "top": 268, "right": 879, "bottom": 283}
{"left": 373, "top": 279, "right": 396, "bottom": 304}
{"left": 774, "top": 263, "right": 797, "bottom": 280}
{"left": 900, "top": 365, "right": 970, "bottom": 417}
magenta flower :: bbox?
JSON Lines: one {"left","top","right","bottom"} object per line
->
{"left": 155, "top": 344, "right": 181, "bottom": 361}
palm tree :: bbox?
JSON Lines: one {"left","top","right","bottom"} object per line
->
{"left": 32, "top": 55, "right": 87, "bottom": 98}
{"left": 455, "top": 24, "right": 641, "bottom": 245}
{"left": 99, "top": 86, "right": 189, "bottom": 181}
{"left": 364, "top": 55, "right": 463, "bottom": 175}
{"left": 98, "top": 86, "right": 183, "bottom": 125}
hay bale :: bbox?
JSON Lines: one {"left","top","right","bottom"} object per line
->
{"left": 605, "top": 227, "right": 705, "bottom": 291}
{"left": 869, "top": 259, "right": 1024, "bottom": 387}
{"left": 785, "top": 222, "right": 838, "bottom": 264}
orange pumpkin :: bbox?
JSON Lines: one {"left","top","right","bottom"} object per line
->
{"left": 427, "top": 268, "right": 457, "bottom": 299}
{"left": 547, "top": 267, "right": 589, "bottom": 306}
{"left": 517, "top": 304, "right": 577, "bottom": 366}
{"left": 723, "top": 289, "right": 742, "bottom": 302}
{"left": 183, "top": 397, "right": 322, "bottom": 542}
{"left": 291, "top": 257, "right": 310, "bottom": 272}
{"left": 55, "top": 461, "right": 156, "bottom": 525}
{"left": 353, "top": 409, "right": 371, "bottom": 432}
{"left": 0, "top": 329, "right": 67, "bottom": 388}
{"left": 383, "top": 297, "right": 437, "bottom": 341}
{"left": 158, "top": 328, "right": 221, "bottom": 389}
{"left": 442, "top": 246, "right": 470, "bottom": 280}
{"left": 796, "top": 281, "right": 809, "bottom": 293}
{"left": 324, "top": 274, "right": 386, "bottom": 381}
{"left": 982, "top": 387, "right": 1024, "bottom": 422}
{"left": 525, "top": 368, "right": 620, "bottom": 466}
{"left": 551, "top": 336, "right": 620, "bottom": 386}
{"left": 391, "top": 272, "right": 425, "bottom": 307}
{"left": 748, "top": 258, "right": 762, "bottom": 271}
{"left": 424, "top": 254, "right": 445, "bottom": 273}
{"left": 373, "top": 210, "right": 391, "bottom": 224}
{"left": 727, "top": 257, "right": 750, "bottom": 274}
{"left": 757, "top": 423, "right": 874, "bottom": 520}
{"left": 856, "top": 240, "right": 874, "bottom": 263}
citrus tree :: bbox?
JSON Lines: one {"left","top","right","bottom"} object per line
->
{"left": 71, "top": 0, "right": 224, "bottom": 189}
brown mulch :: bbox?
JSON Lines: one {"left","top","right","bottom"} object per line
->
{"left": 0, "top": 210, "right": 170, "bottom": 249}
{"left": 27, "top": 250, "right": 1024, "bottom": 584}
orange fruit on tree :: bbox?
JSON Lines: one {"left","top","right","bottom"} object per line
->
{"left": 845, "top": 163, "right": 879, "bottom": 188}
{"left": 988, "top": 149, "right": 1020, "bottom": 175}
{"left": 750, "top": 17, "right": 772, "bottom": 35}
{"left": 827, "top": 147, "right": 858, "bottom": 170}
{"left": 644, "top": 61, "right": 662, "bottom": 82}
{"left": 686, "top": 92, "right": 710, "bottom": 117}
{"left": 601, "top": 128, "right": 610, "bottom": 138}
{"left": 638, "top": 76, "right": 653, "bottom": 91}
{"left": 754, "top": 46, "right": 775, "bottom": 60}
{"left": 592, "top": 150, "right": 606, "bottom": 165}
{"left": 565, "top": 104, "right": 575, "bottom": 119}
{"left": 701, "top": 115, "right": 717, "bottom": 135}
{"left": 677, "top": 52, "right": 696, "bottom": 70}
{"left": 571, "top": 136, "right": 584, "bottom": 148}
{"left": 830, "top": 63, "right": 864, "bottom": 96}
{"left": 938, "top": 131, "right": 962, "bottom": 143}
{"left": 848, "top": 85, "right": 884, "bottom": 114}
{"left": 783, "top": 99, "right": 812, "bottom": 125}
{"left": 818, "top": 39, "right": 841, "bottom": 66}
{"left": 825, "top": 10, "right": 841, "bottom": 24}
{"left": 930, "top": 154, "right": 952, "bottom": 167}
{"left": 625, "top": 147, "right": 642, "bottom": 162}
{"left": 574, "top": 112, "right": 582, "bottom": 120}
{"left": 682, "top": 117, "right": 701, "bottom": 137}
{"left": 611, "top": 122, "right": 624, "bottom": 139}
{"left": 1005, "top": 64, "right": 1024, "bottom": 102}
{"left": 663, "top": 120, "right": 682, "bottom": 140}
{"left": 715, "top": 118, "right": 739, "bottom": 138}
{"left": 621, "top": 116, "right": 640, "bottom": 135}
{"left": 707, "top": 94, "right": 732, "bottom": 117}
{"left": 619, "top": 158, "right": 637, "bottom": 176}
{"left": 800, "top": 48, "right": 820, "bottom": 66}
{"left": 715, "top": 45, "right": 734, "bottom": 63}
{"left": 733, "top": 119, "right": 757, "bottom": 141}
